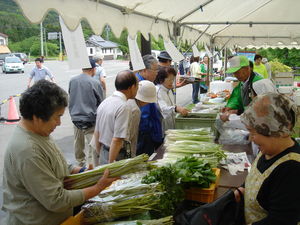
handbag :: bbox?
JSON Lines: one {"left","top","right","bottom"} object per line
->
{"left": 175, "top": 189, "right": 245, "bottom": 225}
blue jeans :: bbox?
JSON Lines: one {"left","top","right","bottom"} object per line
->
{"left": 192, "top": 82, "right": 200, "bottom": 104}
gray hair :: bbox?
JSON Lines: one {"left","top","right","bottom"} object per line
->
{"left": 142, "top": 54, "right": 158, "bottom": 69}
{"left": 93, "top": 54, "right": 104, "bottom": 62}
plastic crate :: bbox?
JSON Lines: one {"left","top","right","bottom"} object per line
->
{"left": 185, "top": 168, "right": 221, "bottom": 203}
{"left": 175, "top": 113, "right": 217, "bottom": 133}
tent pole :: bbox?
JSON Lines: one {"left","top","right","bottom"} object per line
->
{"left": 224, "top": 47, "right": 228, "bottom": 79}
{"left": 183, "top": 25, "right": 211, "bottom": 55}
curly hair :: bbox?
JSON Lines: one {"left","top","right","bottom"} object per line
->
{"left": 154, "top": 66, "right": 176, "bottom": 85}
{"left": 20, "top": 80, "right": 68, "bottom": 121}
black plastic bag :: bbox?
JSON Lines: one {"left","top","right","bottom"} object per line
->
{"left": 175, "top": 190, "right": 245, "bottom": 225}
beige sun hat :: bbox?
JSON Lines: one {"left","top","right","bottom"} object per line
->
{"left": 135, "top": 80, "right": 157, "bottom": 103}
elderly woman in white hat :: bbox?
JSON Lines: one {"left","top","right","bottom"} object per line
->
{"left": 235, "top": 92, "right": 300, "bottom": 225}
{"left": 126, "top": 80, "right": 157, "bottom": 157}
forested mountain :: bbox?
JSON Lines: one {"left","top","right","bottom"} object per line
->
{"left": 1, "top": 0, "right": 300, "bottom": 67}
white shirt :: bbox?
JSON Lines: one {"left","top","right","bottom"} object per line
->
{"left": 95, "top": 91, "right": 129, "bottom": 146}
{"left": 156, "top": 84, "right": 176, "bottom": 133}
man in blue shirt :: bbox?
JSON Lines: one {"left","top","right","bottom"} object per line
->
{"left": 135, "top": 55, "right": 163, "bottom": 156}
{"left": 27, "top": 58, "right": 55, "bottom": 88}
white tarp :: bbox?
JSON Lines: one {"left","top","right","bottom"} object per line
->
{"left": 14, "top": 0, "right": 300, "bottom": 48}
{"left": 59, "top": 17, "right": 90, "bottom": 69}
{"left": 127, "top": 35, "right": 145, "bottom": 71}
{"left": 163, "top": 39, "right": 184, "bottom": 63}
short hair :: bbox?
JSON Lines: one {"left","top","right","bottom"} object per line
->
{"left": 142, "top": 55, "right": 158, "bottom": 69}
{"left": 20, "top": 80, "right": 68, "bottom": 121}
{"left": 154, "top": 67, "right": 176, "bottom": 85}
{"left": 35, "top": 58, "right": 43, "bottom": 63}
{"left": 190, "top": 56, "right": 199, "bottom": 63}
{"left": 93, "top": 54, "right": 104, "bottom": 61}
{"left": 115, "top": 70, "right": 137, "bottom": 91}
{"left": 254, "top": 54, "right": 262, "bottom": 61}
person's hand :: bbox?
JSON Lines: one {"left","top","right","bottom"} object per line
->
{"left": 221, "top": 107, "right": 231, "bottom": 113}
{"left": 234, "top": 187, "right": 245, "bottom": 203}
{"left": 220, "top": 112, "right": 230, "bottom": 122}
{"left": 176, "top": 106, "right": 190, "bottom": 116}
{"left": 96, "top": 169, "right": 119, "bottom": 191}
{"left": 176, "top": 79, "right": 187, "bottom": 88}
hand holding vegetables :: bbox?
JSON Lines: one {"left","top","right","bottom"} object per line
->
{"left": 83, "top": 169, "right": 119, "bottom": 201}
{"left": 176, "top": 106, "right": 190, "bottom": 116}
{"left": 95, "top": 169, "right": 119, "bottom": 192}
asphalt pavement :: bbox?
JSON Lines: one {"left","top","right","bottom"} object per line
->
{"left": 0, "top": 59, "right": 193, "bottom": 222}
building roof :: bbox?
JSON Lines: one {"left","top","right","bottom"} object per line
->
{"left": 87, "top": 35, "right": 118, "bottom": 48}
{"left": 0, "top": 33, "right": 8, "bottom": 38}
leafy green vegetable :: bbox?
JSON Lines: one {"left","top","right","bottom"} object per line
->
{"left": 142, "top": 156, "right": 217, "bottom": 216}
{"left": 174, "top": 156, "right": 216, "bottom": 188}
{"left": 142, "top": 165, "right": 184, "bottom": 217}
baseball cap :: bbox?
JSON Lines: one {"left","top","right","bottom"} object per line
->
{"left": 158, "top": 51, "right": 172, "bottom": 61}
{"left": 86, "top": 58, "right": 96, "bottom": 69}
{"left": 135, "top": 80, "right": 157, "bottom": 103}
{"left": 226, "top": 56, "right": 249, "bottom": 74}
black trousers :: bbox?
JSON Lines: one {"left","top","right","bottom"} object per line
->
{"left": 136, "top": 132, "right": 161, "bottom": 156}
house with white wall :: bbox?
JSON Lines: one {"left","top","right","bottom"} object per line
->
{"left": 0, "top": 33, "right": 11, "bottom": 54}
{"left": 86, "top": 35, "right": 122, "bottom": 60}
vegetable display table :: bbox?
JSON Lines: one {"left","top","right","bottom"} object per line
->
{"left": 154, "top": 142, "right": 253, "bottom": 200}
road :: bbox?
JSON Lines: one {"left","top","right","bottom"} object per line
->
{"left": 0, "top": 59, "right": 193, "bottom": 221}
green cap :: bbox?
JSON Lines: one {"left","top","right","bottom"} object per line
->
{"left": 226, "top": 56, "right": 250, "bottom": 73}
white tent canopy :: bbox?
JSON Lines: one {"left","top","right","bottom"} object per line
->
{"left": 14, "top": 0, "right": 300, "bottom": 48}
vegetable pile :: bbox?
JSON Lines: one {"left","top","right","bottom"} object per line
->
{"left": 82, "top": 172, "right": 163, "bottom": 224}
{"left": 65, "top": 154, "right": 150, "bottom": 190}
{"left": 163, "top": 128, "right": 226, "bottom": 167}
{"left": 142, "top": 156, "right": 217, "bottom": 216}
{"left": 94, "top": 216, "right": 173, "bottom": 225}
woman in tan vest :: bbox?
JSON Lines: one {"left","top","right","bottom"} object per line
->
{"left": 236, "top": 92, "right": 300, "bottom": 225}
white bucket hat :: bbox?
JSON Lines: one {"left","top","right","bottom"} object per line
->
{"left": 135, "top": 80, "right": 157, "bottom": 103}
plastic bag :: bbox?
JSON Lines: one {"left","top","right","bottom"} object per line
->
{"left": 174, "top": 190, "right": 245, "bottom": 225}
{"left": 218, "top": 128, "right": 250, "bottom": 145}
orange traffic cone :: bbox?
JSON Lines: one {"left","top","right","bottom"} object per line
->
{"left": 5, "top": 96, "right": 20, "bottom": 125}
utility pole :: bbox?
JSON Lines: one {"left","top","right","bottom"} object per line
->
{"left": 40, "top": 22, "right": 44, "bottom": 57}
{"left": 59, "top": 32, "right": 63, "bottom": 61}
{"left": 44, "top": 26, "right": 48, "bottom": 58}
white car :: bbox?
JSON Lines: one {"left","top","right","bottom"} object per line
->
{"left": 2, "top": 56, "right": 24, "bottom": 74}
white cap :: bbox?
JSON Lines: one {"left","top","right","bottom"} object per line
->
{"left": 135, "top": 80, "right": 157, "bottom": 103}
{"left": 262, "top": 58, "right": 268, "bottom": 63}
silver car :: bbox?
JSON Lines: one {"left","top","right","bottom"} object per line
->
{"left": 2, "top": 56, "right": 25, "bottom": 74}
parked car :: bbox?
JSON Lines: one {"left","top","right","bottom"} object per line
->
{"left": 13, "top": 52, "right": 28, "bottom": 64}
{"left": 2, "top": 56, "right": 24, "bottom": 74}
{"left": 0, "top": 53, "right": 15, "bottom": 66}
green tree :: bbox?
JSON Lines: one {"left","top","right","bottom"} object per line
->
{"left": 29, "top": 41, "right": 58, "bottom": 56}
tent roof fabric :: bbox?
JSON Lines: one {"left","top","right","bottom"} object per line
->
{"left": 14, "top": 0, "right": 300, "bottom": 48}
